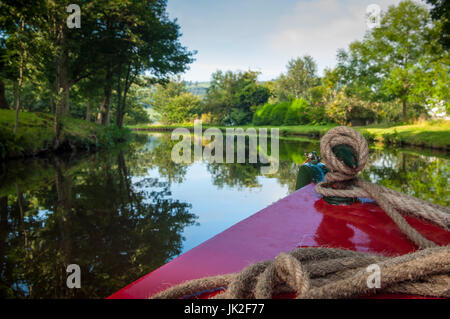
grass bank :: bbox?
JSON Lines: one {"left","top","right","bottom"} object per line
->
{"left": 129, "top": 121, "right": 450, "bottom": 150}
{"left": 357, "top": 121, "right": 450, "bottom": 150}
{"left": 0, "top": 109, "right": 130, "bottom": 160}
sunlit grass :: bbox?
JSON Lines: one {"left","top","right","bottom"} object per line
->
{"left": 0, "top": 109, "right": 104, "bottom": 158}
{"left": 356, "top": 120, "right": 450, "bottom": 149}
{"left": 128, "top": 120, "right": 450, "bottom": 150}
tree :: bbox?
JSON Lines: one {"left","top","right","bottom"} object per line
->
{"left": 204, "top": 70, "right": 269, "bottom": 125}
{"left": 275, "top": 55, "right": 318, "bottom": 102}
{"left": 426, "top": 0, "right": 450, "bottom": 49}
{"left": 0, "top": 0, "right": 103, "bottom": 146}
{"left": 101, "top": 0, "right": 194, "bottom": 129}
{"left": 337, "top": 1, "right": 447, "bottom": 122}
{"left": 326, "top": 90, "right": 377, "bottom": 125}
{"left": 155, "top": 91, "right": 201, "bottom": 124}
{"left": 151, "top": 78, "right": 188, "bottom": 114}
{"left": 0, "top": 1, "right": 42, "bottom": 132}
{"left": 151, "top": 79, "right": 201, "bottom": 124}
{"left": 0, "top": 0, "right": 195, "bottom": 147}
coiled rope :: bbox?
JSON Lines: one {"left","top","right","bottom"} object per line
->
{"left": 315, "top": 126, "right": 450, "bottom": 249}
{"left": 151, "top": 126, "right": 450, "bottom": 299}
{"left": 152, "top": 246, "right": 450, "bottom": 299}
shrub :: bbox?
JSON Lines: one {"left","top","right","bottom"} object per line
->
{"left": 326, "top": 91, "right": 377, "bottom": 125}
{"left": 253, "top": 103, "right": 274, "bottom": 125}
{"left": 269, "top": 101, "right": 290, "bottom": 125}
{"left": 97, "top": 125, "right": 132, "bottom": 147}
{"left": 229, "top": 108, "right": 252, "bottom": 125}
{"left": 285, "top": 98, "right": 309, "bottom": 125}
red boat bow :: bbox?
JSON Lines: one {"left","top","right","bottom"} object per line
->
{"left": 109, "top": 184, "right": 450, "bottom": 299}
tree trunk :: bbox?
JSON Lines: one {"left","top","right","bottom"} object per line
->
{"left": 99, "top": 89, "right": 111, "bottom": 126}
{"left": 100, "top": 65, "right": 113, "bottom": 126}
{"left": 54, "top": 24, "right": 69, "bottom": 149}
{"left": 13, "top": 20, "right": 24, "bottom": 134}
{"left": 116, "top": 63, "right": 132, "bottom": 129}
{"left": 115, "top": 67, "right": 123, "bottom": 128}
{"left": 0, "top": 78, "right": 8, "bottom": 109}
{"left": 13, "top": 69, "right": 23, "bottom": 134}
{"left": 402, "top": 100, "right": 407, "bottom": 123}
{"left": 85, "top": 99, "right": 91, "bottom": 122}
{"left": 13, "top": 81, "right": 20, "bottom": 134}
{"left": 96, "top": 112, "right": 102, "bottom": 124}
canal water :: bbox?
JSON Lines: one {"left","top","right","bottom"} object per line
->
{"left": 0, "top": 132, "right": 448, "bottom": 298}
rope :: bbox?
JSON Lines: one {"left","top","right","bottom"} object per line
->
{"left": 150, "top": 126, "right": 450, "bottom": 299}
{"left": 151, "top": 246, "right": 450, "bottom": 299}
{"left": 314, "top": 126, "right": 450, "bottom": 249}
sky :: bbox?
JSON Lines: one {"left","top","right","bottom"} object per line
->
{"left": 166, "top": 0, "right": 403, "bottom": 82}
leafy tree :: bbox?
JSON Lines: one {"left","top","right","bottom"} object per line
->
{"left": 151, "top": 79, "right": 201, "bottom": 124}
{"left": 252, "top": 102, "right": 274, "bottom": 126}
{"left": 160, "top": 92, "right": 201, "bottom": 124}
{"left": 0, "top": 1, "right": 43, "bottom": 132}
{"left": 337, "top": 0, "right": 447, "bottom": 122}
{"left": 326, "top": 90, "right": 377, "bottom": 125}
{"left": 274, "top": 55, "right": 318, "bottom": 102}
{"left": 204, "top": 70, "right": 269, "bottom": 125}
{"left": 106, "top": 0, "right": 194, "bottom": 129}
{"left": 0, "top": 0, "right": 195, "bottom": 148}
{"left": 425, "top": 0, "right": 450, "bottom": 49}
{"left": 151, "top": 78, "right": 188, "bottom": 114}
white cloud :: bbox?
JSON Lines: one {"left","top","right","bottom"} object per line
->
{"left": 267, "top": 0, "right": 400, "bottom": 74}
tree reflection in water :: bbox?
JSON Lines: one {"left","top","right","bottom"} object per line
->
{"left": 0, "top": 143, "right": 196, "bottom": 298}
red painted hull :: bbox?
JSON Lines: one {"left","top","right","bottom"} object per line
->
{"left": 108, "top": 184, "right": 450, "bottom": 299}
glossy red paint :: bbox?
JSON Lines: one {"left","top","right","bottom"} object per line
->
{"left": 108, "top": 184, "right": 450, "bottom": 299}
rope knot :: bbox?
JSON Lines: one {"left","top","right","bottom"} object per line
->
{"left": 319, "top": 126, "right": 368, "bottom": 183}
{"left": 314, "top": 126, "right": 450, "bottom": 249}
{"left": 254, "top": 252, "right": 310, "bottom": 299}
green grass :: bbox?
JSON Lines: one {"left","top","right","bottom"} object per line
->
{"left": 128, "top": 120, "right": 450, "bottom": 150}
{"left": 356, "top": 121, "right": 450, "bottom": 150}
{"left": 0, "top": 109, "right": 112, "bottom": 159}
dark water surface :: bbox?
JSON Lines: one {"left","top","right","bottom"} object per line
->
{"left": 0, "top": 132, "right": 448, "bottom": 298}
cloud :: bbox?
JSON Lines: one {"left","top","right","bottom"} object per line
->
{"left": 267, "top": 0, "right": 399, "bottom": 73}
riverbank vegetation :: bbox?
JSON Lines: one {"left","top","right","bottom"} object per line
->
{"left": 146, "top": 1, "right": 449, "bottom": 150}
{"left": 1, "top": 0, "right": 448, "bottom": 158}
{"left": 0, "top": 109, "right": 135, "bottom": 159}
{"left": 0, "top": 0, "right": 193, "bottom": 159}
{"left": 130, "top": 120, "right": 450, "bottom": 150}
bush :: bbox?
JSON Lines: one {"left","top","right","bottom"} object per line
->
{"left": 97, "top": 124, "right": 132, "bottom": 147}
{"left": 0, "top": 127, "right": 25, "bottom": 159}
{"left": 252, "top": 98, "right": 332, "bottom": 126}
{"left": 285, "top": 98, "right": 309, "bottom": 125}
{"left": 229, "top": 108, "right": 252, "bottom": 125}
{"left": 253, "top": 103, "right": 274, "bottom": 125}
{"left": 326, "top": 91, "right": 377, "bottom": 125}
{"left": 253, "top": 99, "right": 327, "bottom": 126}
{"left": 156, "top": 92, "right": 201, "bottom": 124}
{"left": 269, "top": 101, "right": 290, "bottom": 125}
